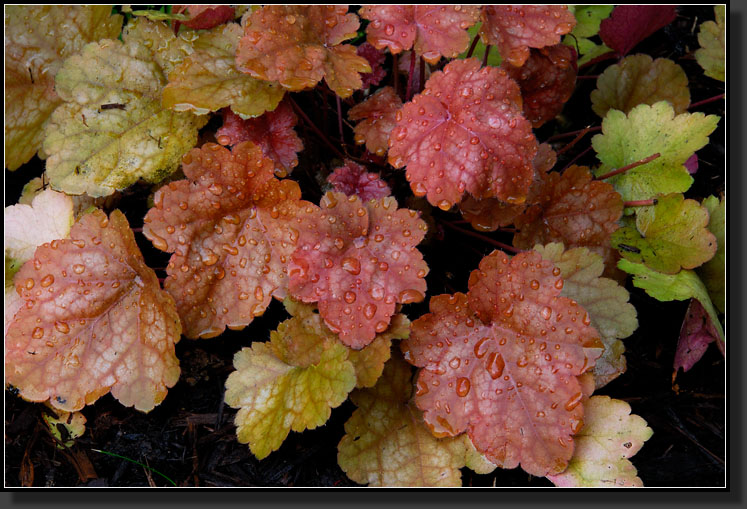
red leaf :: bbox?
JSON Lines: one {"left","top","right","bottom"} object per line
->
{"left": 599, "top": 5, "right": 677, "bottom": 57}
{"left": 6, "top": 210, "right": 181, "bottom": 413}
{"left": 360, "top": 6, "right": 480, "bottom": 63}
{"left": 401, "top": 250, "right": 602, "bottom": 476}
{"left": 388, "top": 58, "right": 538, "bottom": 210}
{"left": 503, "top": 44, "right": 578, "bottom": 128}
{"left": 289, "top": 192, "right": 428, "bottom": 349}
{"left": 479, "top": 5, "right": 576, "bottom": 67}
{"left": 176, "top": 5, "right": 235, "bottom": 30}
{"left": 674, "top": 299, "right": 721, "bottom": 375}
{"left": 357, "top": 43, "right": 387, "bottom": 89}
{"left": 143, "top": 142, "right": 312, "bottom": 339}
{"left": 328, "top": 160, "right": 391, "bottom": 202}
{"left": 216, "top": 100, "right": 303, "bottom": 177}
{"left": 349, "top": 86, "right": 403, "bottom": 158}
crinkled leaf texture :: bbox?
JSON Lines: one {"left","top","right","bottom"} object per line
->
{"left": 695, "top": 6, "right": 725, "bottom": 82}
{"left": 289, "top": 192, "right": 428, "bottom": 349}
{"left": 591, "top": 55, "right": 690, "bottom": 118}
{"left": 479, "top": 5, "right": 576, "bottom": 67}
{"left": 389, "top": 58, "right": 538, "bottom": 210}
{"left": 163, "top": 23, "right": 284, "bottom": 119}
{"left": 697, "top": 195, "right": 725, "bottom": 314}
{"left": 611, "top": 193, "right": 717, "bottom": 274}
{"left": 360, "top": 6, "right": 480, "bottom": 64}
{"left": 236, "top": 5, "right": 371, "bottom": 98}
{"left": 357, "top": 43, "right": 387, "bottom": 89}
{"left": 143, "top": 142, "right": 311, "bottom": 339}
{"left": 338, "top": 353, "right": 494, "bottom": 487}
{"left": 176, "top": 5, "right": 235, "bottom": 30}
{"left": 349, "top": 86, "right": 403, "bottom": 158}
{"left": 402, "top": 250, "right": 603, "bottom": 476}
{"left": 4, "top": 6, "right": 123, "bottom": 171}
{"left": 5, "top": 210, "right": 182, "bottom": 413}
{"left": 674, "top": 299, "right": 722, "bottom": 377}
{"left": 503, "top": 44, "right": 578, "bottom": 128}
{"left": 599, "top": 5, "right": 677, "bottom": 57}
{"left": 43, "top": 18, "right": 207, "bottom": 198}
{"left": 592, "top": 102, "right": 720, "bottom": 205}
{"left": 216, "top": 100, "right": 303, "bottom": 177}
{"left": 534, "top": 243, "right": 638, "bottom": 389}
{"left": 224, "top": 299, "right": 410, "bottom": 460}
{"left": 328, "top": 161, "right": 391, "bottom": 203}
{"left": 547, "top": 396, "right": 652, "bottom": 487}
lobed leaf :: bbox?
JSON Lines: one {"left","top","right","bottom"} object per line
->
{"left": 591, "top": 55, "right": 690, "bottom": 118}
{"left": 143, "top": 142, "right": 311, "bottom": 339}
{"left": 4, "top": 6, "right": 123, "bottom": 171}
{"left": 479, "top": 5, "right": 576, "bottom": 67}
{"left": 348, "top": 86, "right": 403, "bottom": 158}
{"left": 674, "top": 299, "right": 722, "bottom": 376}
{"left": 176, "top": 5, "right": 235, "bottom": 30}
{"left": 697, "top": 195, "right": 725, "bottom": 314}
{"left": 360, "top": 6, "right": 480, "bottom": 64}
{"left": 42, "top": 18, "right": 207, "bottom": 197}
{"left": 592, "top": 102, "right": 720, "bottom": 204}
{"left": 42, "top": 404, "right": 87, "bottom": 449}
{"left": 599, "top": 5, "right": 677, "bottom": 57}
{"left": 695, "top": 6, "right": 725, "bottom": 82}
{"left": 328, "top": 160, "right": 391, "bottom": 203}
{"left": 236, "top": 6, "right": 371, "bottom": 98}
{"left": 547, "top": 396, "right": 652, "bottom": 487}
{"left": 357, "top": 43, "right": 388, "bottom": 89}
{"left": 5, "top": 210, "right": 182, "bottom": 413}
{"left": 402, "top": 250, "right": 603, "bottom": 476}
{"left": 389, "top": 58, "right": 538, "bottom": 210}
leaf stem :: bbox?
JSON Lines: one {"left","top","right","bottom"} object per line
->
{"left": 482, "top": 45, "right": 492, "bottom": 67}
{"left": 405, "top": 52, "right": 417, "bottom": 102}
{"left": 289, "top": 97, "right": 346, "bottom": 160}
{"left": 392, "top": 53, "right": 399, "bottom": 97}
{"left": 559, "top": 146, "right": 592, "bottom": 173}
{"left": 689, "top": 93, "right": 725, "bottom": 109}
{"left": 545, "top": 125, "right": 601, "bottom": 143}
{"left": 623, "top": 199, "right": 658, "bottom": 207}
{"left": 91, "top": 448, "right": 177, "bottom": 487}
{"left": 439, "top": 219, "right": 519, "bottom": 254}
{"left": 466, "top": 33, "right": 480, "bottom": 59}
{"left": 556, "top": 126, "right": 594, "bottom": 155}
{"left": 595, "top": 153, "right": 661, "bottom": 180}
{"left": 336, "top": 95, "right": 345, "bottom": 150}
{"left": 418, "top": 56, "right": 426, "bottom": 93}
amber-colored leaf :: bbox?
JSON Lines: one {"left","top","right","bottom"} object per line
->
{"left": 349, "top": 314, "right": 409, "bottom": 389}
{"left": 503, "top": 44, "right": 577, "bottom": 128}
{"left": 328, "top": 160, "right": 391, "bottom": 203}
{"left": 143, "top": 142, "right": 311, "bottom": 339}
{"left": 697, "top": 195, "right": 725, "bottom": 314}
{"left": 360, "top": 6, "right": 479, "bottom": 64}
{"left": 479, "top": 5, "right": 576, "bottom": 67}
{"left": 611, "top": 193, "right": 717, "bottom": 274}
{"left": 591, "top": 55, "right": 690, "bottom": 118}
{"left": 216, "top": 101, "right": 303, "bottom": 177}
{"left": 4, "top": 6, "right": 123, "bottom": 170}
{"left": 547, "top": 396, "right": 652, "bottom": 486}
{"left": 236, "top": 6, "right": 371, "bottom": 98}
{"left": 6, "top": 210, "right": 181, "bottom": 413}
{"left": 695, "top": 6, "right": 725, "bottom": 82}
{"left": 389, "top": 58, "right": 538, "bottom": 210}
{"left": 349, "top": 87, "right": 403, "bottom": 158}
{"left": 289, "top": 192, "right": 428, "bottom": 349}
{"left": 534, "top": 243, "right": 637, "bottom": 388}
{"left": 599, "top": 5, "right": 676, "bottom": 57}
{"left": 163, "top": 23, "right": 284, "bottom": 119}
{"left": 357, "top": 43, "right": 387, "bottom": 89}
{"left": 42, "top": 18, "right": 207, "bottom": 197}
{"left": 402, "top": 250, "right": 602, "bottom": 476}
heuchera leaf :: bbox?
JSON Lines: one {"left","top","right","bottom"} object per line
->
{"left": 479, "top": 5, "right": 576, "bottom": 67}
{"left": 458, "top": 23, "right": 503, "bottom": 67}
{"left": 674, "top": 299, "right": 722, "bottom": 377}
{"left": 236, "top": 6, "right": 371, "bottom": 98}
{"left": 388, "top": 58, "right": 538, "bottom": 210}
{"left": 695, "top": 6, "right": 725, "bottom": 82}
{"left": 401, "top": 250, "right": 603, "bottom": 476}
{"left": 288, "top": 192, "right": 428, "bottom": 349}
{"left": 533, "top": 243, "right": 638, "bottom": 389}
{"left": 348, "top": 86, "right": 403, "bottom": 158}
{"left": 4, "top": 6, "right": 123, "bottom": 170}
{"left": 42, "top": 404, "right": 87, "bottom": 449}
{"left": 547, "top": 395, "right": 652, "bottom": 487}
{"left": 697, "top": 195, "right": 725, "bottom": 314}
{"left": 503, "top": 44, "right": 578, "bottom": 128}
{"left": 216, "top": 100, "right": 303, "bottom": 177}
{"left": 18, "top": 177, "right": 121, "bottom": 218}
{"left": 599, "top": 5, "right": 677, "bottom": 57}
{"left": 591, "top": 55, "right": 690, "bottom": 118}
{"left": 612, "top": 193, "right": 717, "bottom": 274}
{"left": 5, "top": 210, "right": 182, "bottom": 413}
{"left": 143, "top": 142, "right": 311, "bottom": 339}
{"left": 176, "top": 5, "right": 235, "bottom": 30}
{"left": 327, "top": 160, "right": 391, "bottom": 203}
{"left": 42, "top": 18, "right": 208, "bottom": 198}
{"left": 162, "top": 23, "right": 285, "bottom": 119}
{"left": 592, "top": 102, "right": 720, "bottom": 204}
{"left": 618, "top": 259, "right": 724, "bottom": 344}
{"left": 357, "top": 42, "right": 388, "bottom": 89}
{"left": 359, "top": 6, "right": 480, "bottom": 64}
{"left": 513, "top": 165, "right": 623, "bottom": 258}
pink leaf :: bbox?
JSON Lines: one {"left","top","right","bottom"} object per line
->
{"left": 328, "top": 160, "right": 391, "bottom": 202}
{"left": 685, "top": 154, "right": 699, "bottom": 174}
{"left": 599, "top": 5, "right": 677, "bottom": 57}
{"left": 357, "top": 43, "right": 387, "bottom": 89}
{"left": 349, "top": 86, "right": 403, "bottom": 158}
{"left": 674, "top": 299, "right": 721, "bottom": 375}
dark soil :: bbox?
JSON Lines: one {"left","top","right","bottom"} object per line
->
{"left": 4, "top": 5, "right": 725, "bottom": 488}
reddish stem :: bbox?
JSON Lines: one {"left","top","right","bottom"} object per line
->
{"left": 289, "top": 97, "right": 346, "bottom": 160}
{"left": 559, "top": 146, "right": 592, "bottom": 173}
{"left": 392, "top": 53, "right": 399, "bottom": 97}
{"left": 336, "top": 95, "right": 345, "bottom": 150}
{"left": 405, "top": 51, "right": 417, "bottom": 101}
{"left": 482, "top": 45, "right": 492, "bottom": 67}
{"left": 557, "top": 126, "right": 594, "bottom": 155}
{"left": 466, "top": 33, "right": 480, "bottom": 59}
{"left": 624, "top": 199, "right": 658, "bottom": 207}
{"left": 689, "top": 93, "right": 725, "bottom": 109}
{"left": 131, "top": 227, "right": 143, "bottom": 233}
{"left": 595, "top": 153, "right": 661, "bottom": 180}
{"left": 418, "top": 57, "right": 426, "bottom": 93}
{"left": 440, "top": 219, "right": 519, "bottom": 254}
{"left": 576, "top": 74, "right": 599, "bottom": 80}
{"left": 546, "top": 125, "right": 601, "bottom": 143}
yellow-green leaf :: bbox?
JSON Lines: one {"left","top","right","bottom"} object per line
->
{"left": 695, "top": 6, "right": 725, "bottom": 82}
{"left": 42, "top": 404, "right": 87, "bottom": 449}
{"left": 562, "top": 5, "right": 613, "bottom": 66}
{"left": 697, "top": 195, "right": 725, "bottom": 314}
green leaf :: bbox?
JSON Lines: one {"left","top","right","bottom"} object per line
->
{"left": 611, "top": 193, "right": 717, "bottom": 274}
{"left": 562, "top": 5, "right": 613, "bottom": 66}
{"left": 592, "top": 101, "right": 720, "bottom": 205}
{"left": 458, "top": 24, "right": 502, "bottom": 67}
{"left": 697, "top": 195, "right": 725, "bottom": 314}
{"left": 695, "top": 5, "right": 725, "bottom": 82}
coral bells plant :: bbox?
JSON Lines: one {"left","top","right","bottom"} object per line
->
{"left": 5, "top": 5, "right": 725, "bottom": 487}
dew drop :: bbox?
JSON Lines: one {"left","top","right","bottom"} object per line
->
{"left": 344, "top": 291, "right": 357, "bottom": 304}
{"left": 54, "top": 322, "right": 70, "bottom": 334}
{"left": 375, "top": 321, "right": 388, "bottom": 333}
{"left": 449, "top": 357, "right": 461, "bottom": 369}
{"left": 564, "top": 392, "right": 583, "bottom": 412}
{"left": 455, "top": 377, "right": 471, "bottom": 397}
{"left": 32, "top": 327, "right": 44, "bottom": 339}
{"left": 486, "top": 352, "right": 505, "bottom": 379}
{"left": 398, "top": 289, "right": 423, "bottom": 304}
{"left": 474, "top": 337, "right": 490, "bottom": 358}
{"left": 540, "top": 306, "right": 552, "bottom": 320}
{"left": 341, "top": 257, "right": 361, "bottom": 275}
{"left": 40, "top": 274, "right": 54, "bottom": 287}
{"left": 363, "top": 303, "right": 377, "bottom": 320}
